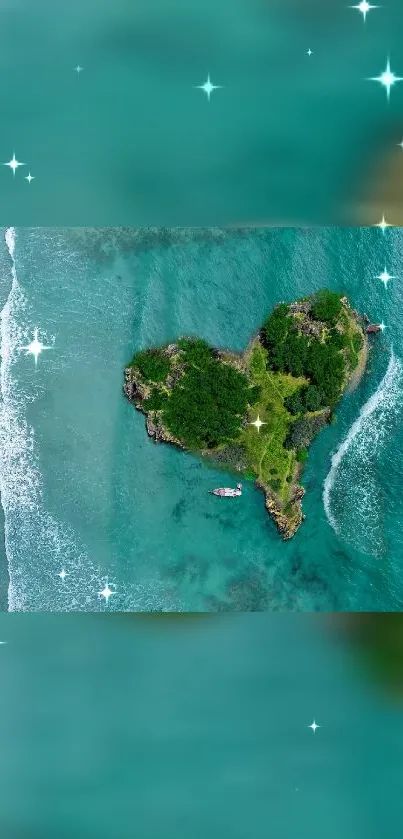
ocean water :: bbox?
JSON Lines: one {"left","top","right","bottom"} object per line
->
{"left": 1, "top": 226, "right": 403, "bottom": 612}
{"left": 0, "top": 614, "right": 402, "bottom": 839}
{"left": 1, "top": 0, "right": 403, "bottom": 226}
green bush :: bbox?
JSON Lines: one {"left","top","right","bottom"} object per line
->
{"left": 284, "top": 414, "right": 329, "bottom": 450}
{"left": 303, "top": 340, "right": 344, "bottom": 405}
{"left": 285, "top": 384, "right": 325, "bottom": 416}
{"left": 311, "top": 290, "right": 342, "bottom": 325}
{"left": 162, "top": 357, "right": 251, "bottom": 449}
{"left": 266, "top": 327, "right": 310, "bottom": 379}
{"left": 328, "top": 329, "right": 348, "bottom": 351}
{"left": 249, "top": 384, "right": 262, "bottom": 404}
{"left": 284, "top": 388, "right": 306, "bottom": 415}
{"left": 131, "top": 349, "right": 171, "bottom": 382}
{"left": 143, "top": 388, "right": 167, "bottom": 411}
{"left": 212, "top": 443, "right": 249, "bottom": 471}
{"left": 177, "top": 337, "right": 214, "bottom": 369}
{"left": 262, "top": 295, "right": 347, "bottom": 406}
{"left": 304, "top": 384, "right": 323, "bottom": 412}
{"left": 279, "top": 330, "right": 310, "bottom": 378}
{"left": 296, "top": 447, "right": 308, "bottom": 463}
{"left": 270, "top": 478, "right": 282, "bottom": 491}
{"left": 262, "top": 304, "right": 290, "bottom": 349}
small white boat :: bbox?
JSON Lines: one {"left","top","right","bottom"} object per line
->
{"left": 209, "top": 483, "right": 242, "bottom": 497}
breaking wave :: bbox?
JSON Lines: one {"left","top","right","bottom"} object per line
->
{"left": 323, "top": 351, "right": 403, "bottom": 556}
{"left": 0, "top": 228, "right": 174, "bottom": 611}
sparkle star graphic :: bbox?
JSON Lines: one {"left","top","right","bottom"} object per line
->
{"left": 379, "top": 321, "right": 386, "bottom": 331}
{"left": 99, "top": 580, "right": 115, "bottom": 605}
{"left": 374, "top": 214, "right": 392, "bottom": 232}
{"left": 307, "top": 49, "right": 313, "bottom": 56}
{"left": 74, "top": 65, "right": 83, "bottom": 74}
{"left": 370, "top": 58, "right": 403, "bottom": 101}
{"left": 20, "top": 328, "right": 53, "bottom": 365}
{"left": 351, "top": 2, "right": 378, "bottom": 22}
{"left": 376, "top": 268, "right": 396, "bottom": 287}
{"left": 3, "top": 153, "right": 25, "bottom": 175}
{"left": 398, "top": 139, "right": 403, "bottom": 150}
{"left": 59, "top": 569, "right": 67, "bottom": 581}
{"left": 250, "top": 415, "right": 266, "bottom": 433}
{"left": 195, "top": 74, "right": 223, "bottom": 101}
{"left": 25, "top": 172, "right": 35, "bottom": 184}
{"left": 308, "top": 720, "right": 321, "bottom": 733}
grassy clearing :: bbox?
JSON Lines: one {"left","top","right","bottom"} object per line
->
{"left": 240, "top": 341, "right": 307, "bottom": 501}
{"left": 340, "top": 307, "right": 365, "bottom": 379}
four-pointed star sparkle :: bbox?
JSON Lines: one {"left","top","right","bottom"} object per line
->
{"left": 25, "top": 172, "right": 35, "bottom": 184}
{"left": 59, "top": 569, "right": 67, "bottom": 581}
{"left": 3, "top": 153, "right": 25, "bottom": 175}
{"left": 307, "top": 49, "right": 313, "bottom": 56}
{"left": 351, "top": 2, "right": 378, "bottom": 22}
{"left": 374, "top": 214, "right": 392, "bottom": 232}
{"left": 308, "top": 720, "right": 321, "bottom": 733}
{"left": 74, "top": 65, "right": 83, "bottom": 74}
{"left": 250, "top": 415, "right": 266, "bottom": 433}
{"left": 376, "top": 268, "right": 396, "bottom": 287}
{"left": 21, "top": 328, "right": 53, "bottom": 365}
{"left": 99, "top": 581, "right": 115, "bottom": 604}
{"left": 370, "top": 58, "right": 403, "bottom": 101}
{"left": 195, "top": 74, "right": 223, "bottom": 101}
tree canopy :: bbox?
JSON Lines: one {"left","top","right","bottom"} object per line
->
{"left": 177, "top": 337, "right": 215, "bottom": 369}
{"left": 130, "top": 348, "right": 171, "bottom": 382}
{"left": 262, "top": 299, "right": 347, "bottom": 407}
{"left": 162, "top": 357, "right": 253, "bottom": 449}
{"left": 311, "top": 289, "right": 342, "bottom": 325}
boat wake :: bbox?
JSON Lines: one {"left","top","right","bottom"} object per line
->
{"left": 323, "top": 351, "right": 403, "bottom": 556}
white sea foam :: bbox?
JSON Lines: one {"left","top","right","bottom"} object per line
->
{"left": 0, "top": 228, "right": 174, "bottom": 611}
{"left": 323, "top": 351, "right": 403, "bottom": 555}
{"left": 0, "top": 227, "right": 60, "bottom": 609}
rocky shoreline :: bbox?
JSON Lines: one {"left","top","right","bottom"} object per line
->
{"left": 124, "top": 364, "right": 185, "bottom": 449}
{"left": 124, "top": 294, "right": 369, "bottom": 543}
{"left": 258, "top": 480, "right": 306, "bottom": 540}
{"left": 124, "top": 365, "right": 305, "bottom": 540}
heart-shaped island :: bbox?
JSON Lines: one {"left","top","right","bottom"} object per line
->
{"left": 124, "top": 290, "right": 370, "bottom": 540}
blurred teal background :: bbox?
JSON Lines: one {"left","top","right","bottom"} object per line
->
{"left": 0, "top": 614, "right": 402, "bottom": 839}
{"left": 1, "top": 0, "right": 403, "bottom": 225}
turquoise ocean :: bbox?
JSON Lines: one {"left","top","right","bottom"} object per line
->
{"left": 0, "top": 614, "right": 402, "bottom": 839}
{"left": 0, "top": 226, "right": 403, "bottom": 612}
{"left": 1, "top": 0, "right": 403, "bottom": 227}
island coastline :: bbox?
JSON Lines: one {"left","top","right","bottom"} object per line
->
{"left": 124, "top": 291, "right": 369, "bottom": 541}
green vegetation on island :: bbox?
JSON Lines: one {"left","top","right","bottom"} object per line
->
{"left": 124, "top": 290, "right": 367, "bottom": 540}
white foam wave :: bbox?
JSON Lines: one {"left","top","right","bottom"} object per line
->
{"left": 0, "top": 228, "right": 176, "bottom": 611}
{"left": 323, "top": 351, "right": 403, "bottom": 555}
{"left": 5, "top": 227, "right": 15, "bottom": 259}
